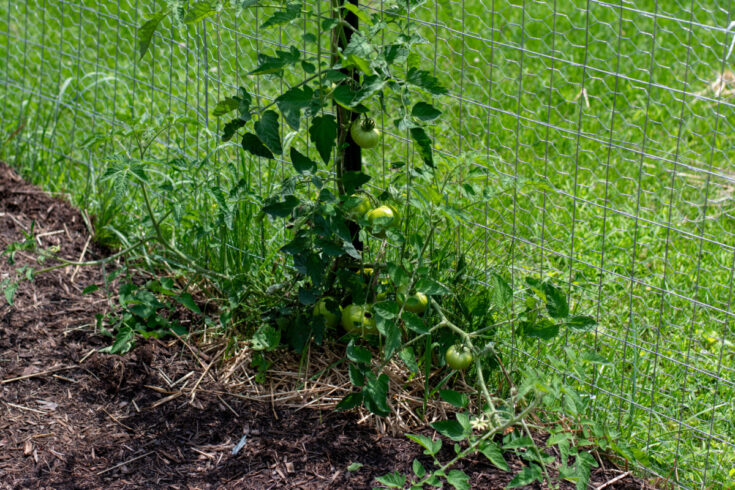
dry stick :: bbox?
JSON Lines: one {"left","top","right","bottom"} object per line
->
{"left": 96, "top": 451, "right": 154, "bottom": 476}
{"left": 101, "top": 407, "right": 135, "bottom": 432}
{"left": 4, "top": 401, "right": 50, "bottom": 415}
{"left": 188, "top": 350, "right": 223, "bottom": 403}
{"left": 70, "top": 234, "right": 92, "bottom": 283}
{"left": 0, "top": 365, "right": 75, "bottom": 384}
{"left": 596, "top": 471, "right": 632, "bottom": 490}
{"left": 170, "top": 330, "right": 209, "bottom": 369}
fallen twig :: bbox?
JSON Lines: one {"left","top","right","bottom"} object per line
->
{"left": 96, "top": 451, "right": 154, "bottom": 476}
{"left": 101, "top": 407, "right": 135, "bottom": 432}
{"left": 596, "top": 471, "right": 632, "bottom": 490}
{"left": 70, "top": 235, "right": 92, "bottom": 282}
{"left": 0, "top": 366, "right": 75, "bottom": 385}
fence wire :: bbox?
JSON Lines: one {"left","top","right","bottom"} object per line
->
{"left": 1, "top": 1, "right": 734, "bottom": 487}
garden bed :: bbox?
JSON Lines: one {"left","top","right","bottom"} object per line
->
{"left": 0, "top": 161, "right": 648, "bottom": 488}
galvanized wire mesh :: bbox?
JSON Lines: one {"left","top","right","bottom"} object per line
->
{"left": 1, "top": 0, "right": 734, "bottom": 487}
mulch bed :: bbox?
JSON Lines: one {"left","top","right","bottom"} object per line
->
{"left": 0, "top": 161, "right": 650, "bottom": 489}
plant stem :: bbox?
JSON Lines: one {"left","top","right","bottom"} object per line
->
{"left": 413, "top": 396, "right": 541, "bottom": 487}
{"left": 32, "top": 237, "right": 156, "bottom": 275}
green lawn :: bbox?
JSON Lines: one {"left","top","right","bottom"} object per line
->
{"left": 1, "top": 0, "right": 734, "bottom": 486}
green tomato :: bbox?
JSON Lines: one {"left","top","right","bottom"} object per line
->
{"left": 366, "top": 205, "right": 397, "bottom": 238}
{"left": 445, "top": 345, "right": 473, "bottom": 371}
{"left": 350, "top": 118, "right": 381, "bottom": 149}
{"left": 313, "top": 299, "right": 340, "bottom": 329}
{"left": 401, "top": 292, "right": 428, "bottom": 315}
{"left": 345, "top": 194, "right": 372, "bottom": 220}
{"left": 341, "top": 304, "right": 378, "bottom": 336}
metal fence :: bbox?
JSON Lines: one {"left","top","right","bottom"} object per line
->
{"left": 1, "top": 1, "right": 734, "bottom": 487}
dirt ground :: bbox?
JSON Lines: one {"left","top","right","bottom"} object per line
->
{"left": 0, "top": 161, "right": 650, "bottom": 489}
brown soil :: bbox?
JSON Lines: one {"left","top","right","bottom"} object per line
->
{"left": 0, "top": 162, "right": 649, "bottom": 489}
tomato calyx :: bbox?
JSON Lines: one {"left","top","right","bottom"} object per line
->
{"left": 360, "top": 117, "right": 376, "bottom": 132}
{"left": 350, "top": 117, "right": 381, "bottom": 149}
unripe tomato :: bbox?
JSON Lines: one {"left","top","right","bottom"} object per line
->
{"left": 345, "top": 194, "right": 371, "bottom": 220}
{"left": 350, "top": 118, "right": 381, "bottom": 149}
{"left": 366, "top": 205, "right": 397, "bottom": 238}
{"left": 341, "top": 304, "right": 378, "bottom": 336}
{"left": 313, "top": 299, "right": 340, "bottom": 329}
{"left": 402, "top": 292, "right": 428, "bottom": 315}
{"left": 445, "top": 345, "right": 473, "bottom": 371}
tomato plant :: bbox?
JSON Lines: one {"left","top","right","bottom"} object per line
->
{"left": 133, "top": 2, "right": 600, "bottom": 487}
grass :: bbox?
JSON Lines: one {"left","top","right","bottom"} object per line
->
{"left": 1, "top": 0, "right": 734, "bottom": 486}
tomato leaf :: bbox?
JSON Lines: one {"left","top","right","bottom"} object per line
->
{"left": 406, "top": 434, "right": 442, "bottom": 456}
{"left": 406, "top": 67, "right": 448, "bottom": 95}
{"left": 399, "top": 347, "right": 419, "bottom": 373}
{"left": 346, "top": 341, "right": 371, "bottom": 364}
{"left": 569, "top": 451, "right": 598, "bottom": 490}
{"left": 415, "top": 277, "right": 450, "bottom": 295}
{"left": 342, "top": 2, "right": 372, "bottom": 25}
{"left": 382, "top": 44, "right": 409, "bottom": 65}
{"left": 138, "top": 9, "right": 169, "bottom": 60}
{"left": 260, "top": 2, "right": 301, "bottom": 29}
{"left": 489, "top": 272, "right": 513, "bottom": 308}
{"left": 363, "top": 373, "right": 390, "bottom": 416}
{"left": 250, "top": 47, "right": 301, "bottom": 75}
{"left": 520, "top": 318, "right": 560, "bottom": 340}
{"left": 276, "top": 85, "right": 313, "bottom": 130}
{"left": 566, "top": 315, "right": 596, "bottom": 331}
{"left": 342, "top": 171, "right": 371, "bottom": 194}
{"left": 506, "top": 464, "right": 543, "bottom": 488}
{"left": 254, "top": 110, "right": 282, "bottom": 155}
{"left": 431, "top": 418, "right": 470, "bottom": 442}
{"left": 237, "top": 87, "right": 253, "bottom": 120}
{"left": 241, "top": 132, "right": 274, "bottom": 159}
{"left": 503, "top": 436, "right": 534, "bottom": 450}
{"left": 183, "top": 1, "right": 218, "bottom": 24}
{"left": 335, "top": 392, "right": 362, "bottom": 411}
{"left": 262, "top": 195, "right": 299, "bottom": 218}
{"left": 439, "top": 389, "right": 468, "bottom": 409}
{"left": 348, "top": 363, "right": 365, "bottom": 387}
{"left": 375, "top": 471, "right": 406, "bottom": 488}
{"left": 402, "top": 311, "right": 428, "bottom": 334}
{"left": 374, "top": 300, "right": 399, "bottom": 320}
{"left": 290, "top": 147, "right": 317, "bottom": 174}
{"left": 352, "top": 75, "right": 386, "bottom": 105}
{"left": 412, "top": 459, "right": 426, "bottom": 478}
{"left": 309, "top": 115, "right": 337, "bottom": 163}
{"left": 213, "top": 96, "right": 240, "bottom": 117}
{"left": 479, "top": 441, "right": 509, "bottom": 471}
{"left": 410, "top": 127, "right": 434, "bottom": 167}
{"left": 447, "top": 469, "right": 470, "bottom": 490}
{"left": 543, "top": 282, "right": 569, "bottom": 318}
{"left": 342, "top": 33, "right": 373, "bottom": 75}
{"left": 222, "top": 119, "right": 246, "bottom": 142}
{"left": 250, "top": 324, "right": 281, "bottom": 351}
{"left": 411, "top": 101, "right": 442, "bottom": 121}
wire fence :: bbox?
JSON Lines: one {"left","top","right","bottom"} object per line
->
{"left": 1, "top": 1, "right": 734, "bottom": 487}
